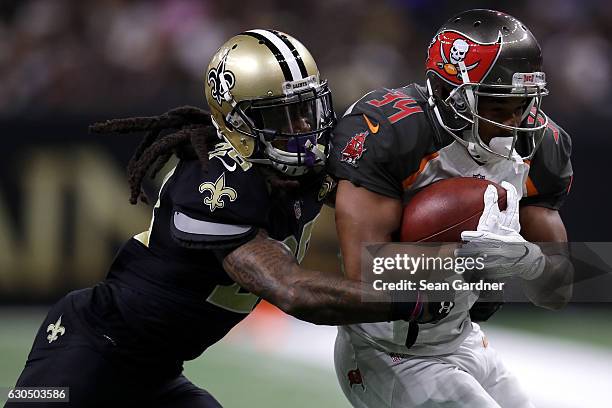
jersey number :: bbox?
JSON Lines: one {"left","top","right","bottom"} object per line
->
{"left": 366, "top": 90, "right": 423, "bottom": 124}
{"left": 206, "top": 216, "right": 319, "bottom": 313}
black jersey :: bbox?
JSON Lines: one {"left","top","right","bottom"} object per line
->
{"left": 88, "top": 141, "right": 328, "bottom": 363}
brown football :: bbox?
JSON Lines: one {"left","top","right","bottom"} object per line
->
{"left": 400, "top": 177, "right": 507, "bottom": 242}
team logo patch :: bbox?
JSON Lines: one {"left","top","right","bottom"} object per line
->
{"left": 347, "top": 368, "right": 365, "bottom": 390}
{"left": 46, "top": 315, "right": 66, "bottom": 344}
{"left": 341, "top": 130, "right": 369, "bottom": 167}
{"left": 199, "top": 173, "right": 238, "bottom": 212}
{"left": 426, "top": 30, "right": 502, "bottom": 85}
{"left": 207, "top": 49, "right": 235, "bottom": 106}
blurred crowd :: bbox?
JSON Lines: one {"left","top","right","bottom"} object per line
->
{"left": 1, "top": 0, "right": 611, "bottom": 121}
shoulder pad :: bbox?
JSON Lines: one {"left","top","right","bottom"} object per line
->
{"left": 166, "top": 158, "right": 267, "bottom": 247}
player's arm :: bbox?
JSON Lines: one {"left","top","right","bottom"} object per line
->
{"left": 222, "top": 229, "right": 421, "bottom": 325}
{"left": 519, "top": 205, "right": 573, "bottom": 310}
{"left": 335, "top": 180, "right": 457, "bottom": 322}
{"left": 335, "top": 180, "right": 403, "bottom": 280}
{"left": 335, "top": 181, "right": 456, "bottom": 278}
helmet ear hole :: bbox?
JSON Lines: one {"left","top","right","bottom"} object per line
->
{"left": 426, "top": 73, "right": 450, "bottom": 100}
{"left": 437, "top": 84, "right": 450, "bottom": 99}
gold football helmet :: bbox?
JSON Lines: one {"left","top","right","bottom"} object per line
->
{"left": 205, "top": 29, "right": 335, "bottom": 176}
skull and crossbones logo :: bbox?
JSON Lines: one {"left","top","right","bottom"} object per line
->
{"left": 449, "top": 39, "right": 469, "bottom": 64}
{"left": 438, "top": 37, "right": 479, "bottom": 77}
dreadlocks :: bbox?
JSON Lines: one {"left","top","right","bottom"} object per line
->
{"left": 90, "top": 106, "right": 218, "bottom": 205}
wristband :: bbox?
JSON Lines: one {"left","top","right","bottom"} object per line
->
{"left": 389, "top": 290, "right": 421, "bottom": 321}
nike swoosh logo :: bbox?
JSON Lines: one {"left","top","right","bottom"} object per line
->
{"left": 363, "top": 114, "right": 379, "bottom": 134}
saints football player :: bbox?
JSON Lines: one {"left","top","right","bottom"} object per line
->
{"left": 329, "top": 10, "right": 574, "bottom": 408}
{"left": 6, "top": 31, "right": 438, "bottom": 408}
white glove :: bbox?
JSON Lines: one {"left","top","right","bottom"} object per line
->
{"left": 455, "top": 181, "right": 545, "bottom": 280}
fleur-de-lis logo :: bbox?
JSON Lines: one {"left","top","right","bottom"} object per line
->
{"left": 46, "top": 315, "right": 66, "bottom": 344}
{"left": 199, "top": 173, "right": 238, "bottom": 212}
{"left": 207, "top": 49, "right": 235, "bottom": 106}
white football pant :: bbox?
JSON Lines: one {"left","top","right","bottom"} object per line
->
{"left": 334, "top": 323, "right": 534, "bottom": 408}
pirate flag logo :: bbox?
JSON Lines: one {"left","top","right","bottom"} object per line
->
{"left": 426, "top": 30, "right": 502, "bottom": 85}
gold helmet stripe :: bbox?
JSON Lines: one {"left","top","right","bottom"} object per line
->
{"left": 245, "top": 29, "right": 305, "bottom": 81}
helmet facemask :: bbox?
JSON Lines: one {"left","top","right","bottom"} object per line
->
{"left": 223, "top": 77, "right": 335, "bottom": 177}
{"left": 428, "top": 64, "right": 549, "bottom": 163}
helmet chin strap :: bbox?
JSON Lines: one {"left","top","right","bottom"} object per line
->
{"left": 263, "top": 140, "right": 327, "bottom": 177}
{"left": 304, "top": 139, "right": 327, "bottom": 162}
{"left": 462, "top": 130, "right": 504, "bottom": 164}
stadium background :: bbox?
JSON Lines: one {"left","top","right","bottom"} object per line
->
{"left": 1, "top": 0, "right": 611, "bottom": 406}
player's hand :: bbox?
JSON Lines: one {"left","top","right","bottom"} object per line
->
{"left": 455, "top": 181, "right": 545, "bottom": 280}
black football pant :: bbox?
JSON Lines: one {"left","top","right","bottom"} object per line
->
{"left": 4, "top": 290, "right": 222, "bottom": 408}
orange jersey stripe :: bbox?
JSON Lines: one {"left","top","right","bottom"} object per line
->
{"left": 525, "top": 176, "right": 539, "bottom": 196}
{"left": 402, "top": 152, "right": 439, "bottom": 190}
{"left": 523, "top": 160, "right": 539, "bottom": 197}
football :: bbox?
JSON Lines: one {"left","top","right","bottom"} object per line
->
{"left": 400, "top": 177, "right": 507, "bottom": 242}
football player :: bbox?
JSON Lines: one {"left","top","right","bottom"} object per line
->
{"left": 329, "top": 10, "right": 574, "bottom": 408}
{"left": 6, "top": 31, "right": 432, "bottom": 408}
